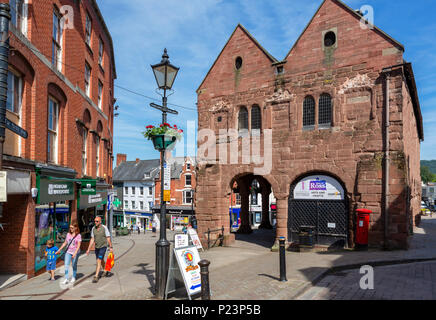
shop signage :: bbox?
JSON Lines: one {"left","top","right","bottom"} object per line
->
{"left": 0, "top": 171, "right": 7, "bottom": 202}
{"left": 163, "top": 162, "right": 171, "bottom": 201}
{"left": 38, "top": 178, "right": 75, "bottom": 204}
{"left": 79, "top": 189, "right": 108, "bottom": 210}
{"left": 293, "top": 175, "right": 344, "bottom": 200}
{"left": 187, "top": 228, "right": 203, "bottom": 251}
{"left": 80, "top": 180, "right": 96, "bottom": 195}
{"left": 174, "top": 234, "right": 189, "bottom": 248}
{"left": 171, "top": 245, "right": 202, "bottom": 298}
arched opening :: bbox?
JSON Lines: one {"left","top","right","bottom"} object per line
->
{"left": 229, "top": 173, "right": 276, "bottom": 245}
{"left": 251, "top": 105, "right": 261, "bottom": 131}
{"left": 303, "top": 95, "right": 315, "bottom": 129}
{"left": 238, "top": 106, "right": 248, "bottom": 131}
{"left": 288, "top": 172, "right": 349, "bottom": 248}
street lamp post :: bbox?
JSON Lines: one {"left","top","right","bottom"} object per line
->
{"left": 150, "top": 49, "right": 179, "bottom": 299}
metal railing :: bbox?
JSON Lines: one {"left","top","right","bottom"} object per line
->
{"left": 204, "top": 226, "right": 224, "bottom": 249}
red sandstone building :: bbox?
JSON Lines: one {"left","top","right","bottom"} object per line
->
{"left": 0, "top": 0, "right": 116, "bottom": 277}
{"left": 196, "top": 0, "right": 423, "bottom": 250}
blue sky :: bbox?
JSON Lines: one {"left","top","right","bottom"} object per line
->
{"left": 96, "top": 0, "right": 436, "bottom": 163}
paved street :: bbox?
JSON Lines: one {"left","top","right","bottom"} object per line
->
{"left": 1, "top": 215, "right": 436, "bottom": 300}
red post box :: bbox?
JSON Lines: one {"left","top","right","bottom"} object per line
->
{"left": 356, "top": 208, "right": 372, "bottom": 250}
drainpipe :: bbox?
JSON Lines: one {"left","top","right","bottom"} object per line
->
{"left": 0, "top": 3, "right": 10, "bottom": 218}
{"left": 384, "top": 72, "right": 390, "bottom": 249}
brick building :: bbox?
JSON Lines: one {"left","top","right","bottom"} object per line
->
{"left": 0, "top": 0, "right": 116, "bottom": 277}
{"left": 153, "top": 156, "right": 197, "bottom": 231}
{"left": 196, "top": 0, "right": 423, "bottom": 250}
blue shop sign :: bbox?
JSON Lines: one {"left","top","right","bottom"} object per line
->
{"left": 125, "top": 211, "right": 153, "bottom": 217}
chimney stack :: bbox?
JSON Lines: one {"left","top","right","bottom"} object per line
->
{"left": 116, "top": 153, "right": 127, "bottom": 167}
{"left": 136, "top": 158, "right": 140, "bottom": 163}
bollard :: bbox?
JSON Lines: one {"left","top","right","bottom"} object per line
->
{"left": 279, "top": 237, "right": 287, "bottom": 282}
{"left": 198, "top": 259, "right": 211, "bottom": 300}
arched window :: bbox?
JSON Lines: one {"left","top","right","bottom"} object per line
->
{"left": 238, "top": 106, "right": 248, "bottom": 131}
{"left": 303, "top": 96, "right": 315, "bottom": 128}
{"left": 318, "top": 93, "right": 332, "bottom": 127}
{"left": 251, "top": 105, "right": 261, "bottom": 131}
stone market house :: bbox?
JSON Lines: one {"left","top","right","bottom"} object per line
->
{"left": 195, "top": 0, "right": 423, "bottom": 250}
{"left": 0, "top": 0, "right": 116, "bottom": 278}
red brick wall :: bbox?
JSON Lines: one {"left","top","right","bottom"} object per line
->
{"left": 196, "top": 0, "right": 421, "bottom": 249}
{"left": 0, "top": 0, "right": 115, "bottom": 277}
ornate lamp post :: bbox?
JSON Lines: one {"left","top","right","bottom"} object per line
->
{"left": 150, "top": 49, "right": 179, "bottom": 299}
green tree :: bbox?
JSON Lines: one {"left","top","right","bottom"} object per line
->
{"left": 421, "top": 166, "right": 436, "bottom": 184}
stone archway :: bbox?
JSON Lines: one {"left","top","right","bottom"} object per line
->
{"left": 229, "top": 173, "right": 274, "bottom": 234}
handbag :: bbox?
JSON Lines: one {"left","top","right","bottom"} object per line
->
{"left": 60, "top": 233, "right": 79, "bottom": 260}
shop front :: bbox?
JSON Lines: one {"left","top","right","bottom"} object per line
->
{"left": 124, "top": 211, "right": 153, "bottom": 231}
{"left": 77, "top": 183, "right": 108, "bottom": 243}
{"left": 152, "top": 205, "right": 195, "bottom": 231}
{"left": 35, "top": 172, "right": 76, "bottom": 273}
{"left": 113, "top": 210, "right": 124, "bottom": 227}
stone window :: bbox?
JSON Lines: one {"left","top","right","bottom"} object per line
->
{"left": 238, "top": 106, "right": 248, "bottom": 130}
{"left": 303, "top": 96, "right": 315, "bottom": 129}
{"left": 251, "top": 105, "right": 261, "bottom": 131}
{"left": 235, "top": 57, "right": 243, "bottom": 70}
{"left": 324, "top": 31, "right": 336, "bottom": 47}
{"left": 318, "top": 93, "right": 332, "bottom": 128}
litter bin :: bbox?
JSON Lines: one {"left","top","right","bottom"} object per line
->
{"left": 299, "top": 226, "right": 315, "bottom": 248}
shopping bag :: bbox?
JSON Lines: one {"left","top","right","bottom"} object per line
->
{"left": 104, "top": 252, "right": 114, "bottom": 272}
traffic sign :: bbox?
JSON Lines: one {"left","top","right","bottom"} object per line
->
{"left": 5, "top": 118, "right": 28, "bottom": 139}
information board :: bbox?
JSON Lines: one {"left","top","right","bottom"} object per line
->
{"left": 174, "top": 234, "right": 189, "bottom": 248}
{"left": 187, "top": 228, "right": 203, "bottom": 251}
{"left": 293, "top": 175, "right": 344, "bottom": 200}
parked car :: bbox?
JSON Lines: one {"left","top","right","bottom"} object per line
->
{"left": 421, "top": 201, "right": 431, "bottom": 216}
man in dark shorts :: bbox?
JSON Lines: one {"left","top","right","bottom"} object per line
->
{"left": 86, "top": 217, "right": 113, "bottom": 283}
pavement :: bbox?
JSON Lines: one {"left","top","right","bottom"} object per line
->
{"left": 1, "top": 215, "right": 436, "bottom": 300}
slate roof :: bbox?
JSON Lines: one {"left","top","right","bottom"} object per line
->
{"left": 113, "top": 159, "right": 160, "bottom": 182}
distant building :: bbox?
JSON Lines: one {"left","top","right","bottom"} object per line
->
{"left": 153, "top": 157, "right": 196, "bottom": 231}
{"left": 422, "top": 183, "right": 436, "bottom": 204}
{"left": 113, "top": 155, "right": 160, "bottom": 231}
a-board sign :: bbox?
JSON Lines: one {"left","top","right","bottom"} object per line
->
{"left": 187, "top": 228, "right": 203, "bottom": 251}
{"left": 165, "top": 245, "right": 201, "bottom": 299}
{"left": 174, "top": 246, "right": 202, "bottom": 297}
{"left": 174, "top": 234, "right": 189, "bottom": 248}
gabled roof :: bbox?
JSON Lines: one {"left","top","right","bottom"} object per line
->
{"left": 284, "top": 0, "right": 405, "bottom": 60}
{"left": 196, "top": 23, "right": 278, "bottom": 93}
{"left": 113, "top": 159, "right": 160, "bottom": 182}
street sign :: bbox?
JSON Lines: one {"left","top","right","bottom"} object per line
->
{"left": 5, "top": 118, "right": 28, "bottom": 139}
{"left": 150, "top": 103, "right": 179, "bottom": 115}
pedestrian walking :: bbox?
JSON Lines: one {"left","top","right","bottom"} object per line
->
{"left": 137, "top": 224, "right": 140, "bottom": 235}
{"left": 45, "top": 239, "right": 58, "bottom": 281}
{"left": 86, "top": 216, "right": 113, "bottom": 283}
{"left": 56, "top": 222, "right": 82, "bottom": 284}
{"left": 130, "top": 224, "right": 133, "bottom": 235}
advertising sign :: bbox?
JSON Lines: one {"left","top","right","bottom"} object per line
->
{"left": 38, "top": 178, "right": 75, "bottom": 204}
{"left": 80, "top": 180, "right": 96, "bottom": 195}
{"left": 174, "top": 234, "right": 189, "bottom": 248}
{"left": 174, "top": 246, "right": 202, "bottom": 297}
{"left": 163, "top": 162, "right": 171, "bottom": 201}
{"left": 187, "top": 228, "right": 203, "bottom": 251}
{"left": 0, "top": 171, "right": 7, "bottom": 202}
{"left": 293, "top": 175, "right": 344, "bottom": 200}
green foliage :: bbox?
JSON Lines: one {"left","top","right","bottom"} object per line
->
{"left": 142, "top": 123, "right": 183, "bottom": 141}
{"left": 421, "top": 166, "right": 436, "bottom": 184}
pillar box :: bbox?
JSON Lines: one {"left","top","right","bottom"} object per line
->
{"left": 356, "top": 208, "right": 372, "bottom": 250}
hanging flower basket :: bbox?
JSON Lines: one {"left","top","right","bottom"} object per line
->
{"left": 143, "top": 123, "right": 183, "bottom": 151}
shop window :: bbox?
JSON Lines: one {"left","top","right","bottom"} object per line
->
{"left": 52, "top": 8, "right": 63, "bottom": 72}
{"left": 318, "top": 93, "right": 332, "bottom": 128}
{"left": 303, "top": 96, "right": 315, "bottom": 129}
{"left": 238, "top": 106, "right": 248, "bottom": 131}
{"left": 48, "top": 97, "right": 59, "bottom": 163}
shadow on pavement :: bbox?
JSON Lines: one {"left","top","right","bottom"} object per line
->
{"left": 233, "top": 228, "right": 276, "bottom": 249}
{"left": 133, "top": 263, "right": 155, "bottom": 295}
